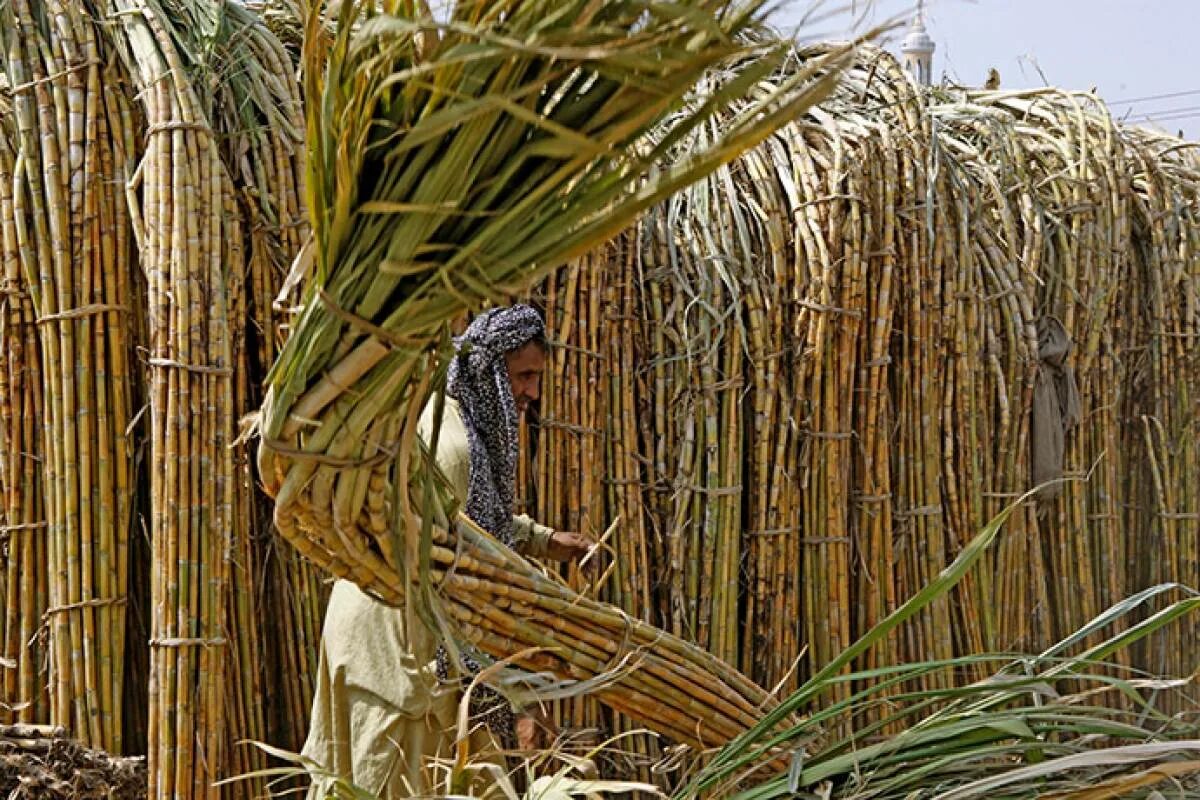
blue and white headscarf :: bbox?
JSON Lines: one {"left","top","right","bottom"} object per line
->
{"left": 445, "top": 304, "right": 545, "bottom": 547}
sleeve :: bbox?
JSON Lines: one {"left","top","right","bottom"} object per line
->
{"left": 512, "top": 514, "right": 554, "bottom": 557}
{"left": 420, "top": 396, "right": 555, "bottom": 556}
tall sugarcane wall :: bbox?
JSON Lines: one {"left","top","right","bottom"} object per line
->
{"left": 518, "top": 48, "right": 1200, "bottom": 744}
{"left": 1, "top": 0, "right": 1198, "bottom": 794}
{"left": 0, "top": 1, "right": 326, "bottom": 798}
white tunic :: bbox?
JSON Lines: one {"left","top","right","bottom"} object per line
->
{"left": 302, "top": 396, "right": 553, "bottom": 797}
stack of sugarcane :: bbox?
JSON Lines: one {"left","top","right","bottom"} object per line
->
{"left": 195, "top": 0, "right": 322, "bottom": 775}
{"left": 0, "top": 0, "right": 324, "bottom": 796}
{"left": 518, "top": 44, "right": 1200, "bottom": 732}
{"left": 255, "top": 0, "right": 855, "bottom": 754}
{"left": 204, "top": 0, "right": 330, "bottom": 760}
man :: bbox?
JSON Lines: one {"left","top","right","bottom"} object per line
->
{"left": 303, "top": 305, "right": 589, "bottom": 799}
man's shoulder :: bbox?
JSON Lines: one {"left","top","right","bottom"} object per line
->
{"left": 418, "top": 393, "right": 465, "bottom": 437}
{"left": 417, "top": 393, "right": 471, "bottom": 498}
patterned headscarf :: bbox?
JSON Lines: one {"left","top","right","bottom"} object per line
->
{"left": 446, "top": 304, "right": 545, "bottom": 547}
{"left": 439, "top": 304, "right": 545, "bottom": 740}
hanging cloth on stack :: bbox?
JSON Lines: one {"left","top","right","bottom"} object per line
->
{"left": 1031, "top": 316, "right": 1082, "bottom": 500}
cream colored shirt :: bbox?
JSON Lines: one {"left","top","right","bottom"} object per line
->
{"left": 302, "top": 395, "right": 553, "bottom": 798}
{"left": 416, "top": 394, "right": 553, "bottom": 557}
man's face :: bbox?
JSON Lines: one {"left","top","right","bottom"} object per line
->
{"left": 504, "top": 341, "right": 546, "bottom": 414}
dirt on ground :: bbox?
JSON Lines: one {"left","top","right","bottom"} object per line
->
{"left": 0, "top": 724, "right": 146, "bottom": 800}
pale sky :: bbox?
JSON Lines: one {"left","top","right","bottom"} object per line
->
{"left": 772, "top": 0, "right": 1200, "bottom": 140}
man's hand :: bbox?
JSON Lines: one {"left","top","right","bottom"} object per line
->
{"left": 545, "top": 531, "right": 591, "bottom": 562}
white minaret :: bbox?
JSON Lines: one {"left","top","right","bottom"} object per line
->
{"left": 901, "top": 0, "right": 935, "bottom": 85}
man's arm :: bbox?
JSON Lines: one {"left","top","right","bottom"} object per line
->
{"left": 513, "top": 515, "right": 590, "bottom": 561}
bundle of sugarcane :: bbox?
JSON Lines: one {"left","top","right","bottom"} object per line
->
{"left": 256, "top": 0, "right": 858, "bottom": 750}
{"left": 0, "top": 0, "right": 140, "bottom": 752}
{"left": 190, "top": 0, "right": 314, "bottom": 785}
{"left": 0, "top": 82, "right": 52, "bottom": 729}
{"left": 104, "top": 0, "right": 241, "bottom": 793}
{"left": 134, "top": 0, "right": 324, "bottom": 777}
{"left": 656, "top": 158, "right": 748, "bottom": 671}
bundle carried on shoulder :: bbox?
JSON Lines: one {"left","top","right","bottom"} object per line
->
{"left": 255, "top": 0, "right": 855, "bottom": 749}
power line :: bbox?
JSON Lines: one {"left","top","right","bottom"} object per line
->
{"left": 1121, "top": 112, "right": 1200, "bottom": 129}
{"left": 1124, "top": 104, "right": 1200, "bottom": 121}
{"left": 1108, "top": 88, "right": 1200, "bottom": 106}
{"left": 1135, "top": 111, "right": 1200, "bottom": 125}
